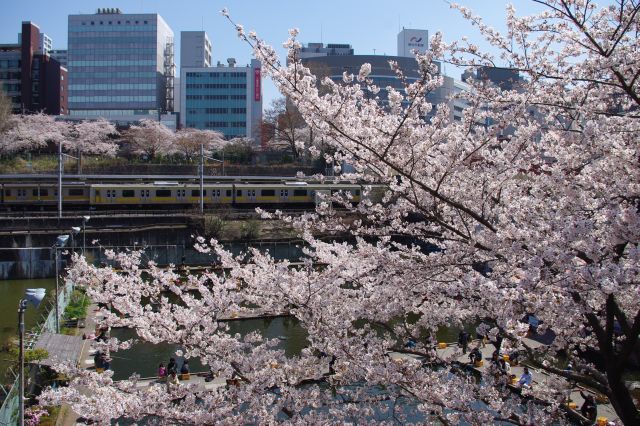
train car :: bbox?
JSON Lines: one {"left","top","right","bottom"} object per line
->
{"left": 89, "top": 182, "right": 234, "bottom": 208}
{"left": 2, "top": 182, "right": 90, "bottom": 209}
{"left": 233, "top": 182, "right": 362, "bottom": 206}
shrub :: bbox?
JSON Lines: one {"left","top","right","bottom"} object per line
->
{"left": 240, "top": 220, "right": 261, "bottom": 240}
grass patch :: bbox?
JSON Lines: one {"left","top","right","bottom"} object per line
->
{"left": 63, "top": 289, "right": 90, "bottom": 320}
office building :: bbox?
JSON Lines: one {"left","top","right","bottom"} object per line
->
{"left": 49, "top": 49, "right": 67, "bottom": 67}
{"left": 397, "top": 28, "right": 429, "bottom": 57}
{"left": 301, "top": 54, "right": 460, "bottom": 120}
{"left": 181, "top": 31, "right": 211, "bottom": 68}
{"left": 298, "top": 42, "right": 353, "bottom": 59}
{"left": 180, "top": 58, "right": 262, "bottom": 142}
{"left": 0, "top": 21, "right": 67, "bottom": 115}
{"left": 67, "top": 8, "right": 176, "bottom": 126}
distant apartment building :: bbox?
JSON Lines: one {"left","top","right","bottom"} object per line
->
{"left": 299, "top": 29, "right": 468, "bottom": 122}
{"left": 49, "top": 49, "right": 67, "bottom": 67}
{"left": 180, "top": 58, "right": 262, "bottom": 142}
{"left": 298, "top": 42, "right": 354, "bottom": 59}
{"left": 301, "top": 54, "right": 461, "bottom": 121}
{"left": 181, "top": 31, "right": 211, "bottom": 68}
{"left": 0, "top": 21, "right": 68, "bottom": 115}
{"left": 67, "top": 8, "right": 176, "bottom": 127}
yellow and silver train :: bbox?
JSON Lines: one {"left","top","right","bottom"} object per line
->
{"left": 0, "top": 181, "right": 372, "bottom": 210}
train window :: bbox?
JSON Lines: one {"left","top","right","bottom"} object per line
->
{"left": 285, "top": 190, "right": 288, "bottom": 196}
{"left": 237, "top": 190, "right": 242, "bottom": 196}
{"left": 4, "top": 189, "right": 10, "bottom": 196}
{"left": 122, "top": 190, "right": 134, "bottom": 197}
{"left": 262, "top": 189, "right": 275, "bottom": 197}
{"left": 216, "top": 190, "right": 221, "bottom": 197}
{"left": 145, "top": 190, "right": 150, "bottom": 197}
{"left": 69, "top": 189, "right": 84, "bottom": 196}
{"left": 54, "top": 190, "right": 58, "bottom": 196}
{"left": 95, "top": 190, "right": 100, "bottom": 196}
{"left": 226, "top": 190, "right": 231, "bottom": 197}
{"left": 192, "top": 190, "right": 201, "bottom": 196}
{"left": 33, "top": 189, "right": 38, "bottom": 196}
{"left": 355, "top": 189, "right": 360, "bottom": 196}
{"left": 106, "top": 190, "right": 111, "bottom": 198}
{"left": 156, "top": 189, "right": 171, "bottom": 197}
{"left": 251, "top": 190, "right": 256, "bottom": 197}
{"left": 41, "top": 189, "right": 48, "bottom": 196}
{"left": 180, "top": 190, "right": 186, "bottom": 197}
{"left": 293, "top": 189, "right": 307, "bottom": 196}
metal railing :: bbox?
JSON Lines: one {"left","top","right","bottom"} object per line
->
{"left": 0, "top": 280, "right": 74, "bottom": 425}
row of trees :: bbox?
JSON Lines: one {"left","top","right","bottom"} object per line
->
{"left": 0, "top": 110, "right": 232, "bottom": 160}
{"left": 39, "top": 0, "right": 640, "bottom": 424}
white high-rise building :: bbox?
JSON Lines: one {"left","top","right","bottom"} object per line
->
{"left": 397, "top": 28, "right": 429, "bottom": 57}
{"left": 181, "top": 31, "right": 211, "bottom": 68}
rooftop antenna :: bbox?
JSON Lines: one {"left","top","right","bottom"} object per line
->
{"left": 373, "top": 48, "right": 377, "bottom": 55}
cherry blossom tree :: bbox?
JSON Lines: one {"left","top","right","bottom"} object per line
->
{"left": 0, "top": 113, "right": 68, "bottom": 155}
{"left": 125, "top": 119, "right": 175, "bottom": 160}
{"left": 0, "top": 115, "right": 119, "bottom": 156}
{"left": 174, "top": 128, "right": 225, "bottom": 161}
{"left": 0, "top": 90, "right": 11, "bottom": 134}
{"left": 41, "top": 1, "right": 640, "bottom": 424}
{"left": 65, "top": 118, "right": 119, "bottom": 157}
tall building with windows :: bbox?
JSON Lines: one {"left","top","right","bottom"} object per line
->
{"left": 180, "top": 58, "right": 262, "bottom": 142}
{"left": 49, "top": 49, "right": 67, "bottom": 67}
{"left": 0, "top": 21, "right": 67, "bottom": 115}
{"left": 67, "top": 8, "right": 176, "bottom": 126}
{"left": 181, "top": 31, "right": 211, "bottom": 68}
{"left": 298, "top": 42, "right": 353, "bottom": 59}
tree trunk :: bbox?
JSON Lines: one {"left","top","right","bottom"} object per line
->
{"left": 606, "top": 367, "right": 639, "bottom": 425}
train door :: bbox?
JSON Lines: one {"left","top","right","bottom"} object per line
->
{"left": 279, "top": 188, "right": 289, "bottom": 202}
{"left": 16, "top": 188, "right": 29, "bottom": 201}
{"left": 211, "top": 188, "right": 222, "bottom": 204}
{"left": 176, "top": 188, "right": 187, "bottom": 205}
{"left": 139, "top": 188, "right": 150, "bottom": 204}
{"left": 105, "top": 189, "right": 116, "bottom": 204}
{"left": 247, "top": 189, "right": 257, "bottom": 202}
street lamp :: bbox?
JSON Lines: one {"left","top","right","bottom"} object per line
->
{"left": 18, "top": 288, "right": 46, "bottom": 426}
{"left": 70, "top": 227, "right": 81, "bottom": 255}
{"left": 53, "top": 234, "right": 69, "bottom": 333}
{"left": 82, "top": 216, "right": 90, "bottom": 255}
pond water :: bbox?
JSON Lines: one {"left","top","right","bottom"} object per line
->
{"left": 0, "top": 278, "right": 56, "bottom": 379}
{"left": 110, "top": 316, "right": 308, "bottom": 380}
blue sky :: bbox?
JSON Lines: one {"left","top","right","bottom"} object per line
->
{"left": 1, "top": 1, "right": 546, "bottom": 105}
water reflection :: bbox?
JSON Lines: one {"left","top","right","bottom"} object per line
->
{"left": 110, "top": 316, "right": 308, "bottom": 380}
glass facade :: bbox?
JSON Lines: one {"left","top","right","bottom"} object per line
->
{"left": 67, "top": 12, "right": 174, "bottom": 120}
{"left": 181, "top": 60, "right": 262, "bottom": 141}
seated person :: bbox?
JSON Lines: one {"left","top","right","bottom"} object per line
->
{"left": 518, "top": 367, "right": 533, "bottom": 388}
{"left": 469, "top": 347, "right": 482, "bottom": 364}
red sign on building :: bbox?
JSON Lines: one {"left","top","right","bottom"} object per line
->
{"left": 254, "top": 68, "right": 261, "bottom": 101}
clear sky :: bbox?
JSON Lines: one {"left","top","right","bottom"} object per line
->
{"left": 1, "top": 1, "right": 547, "bottom": 106}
